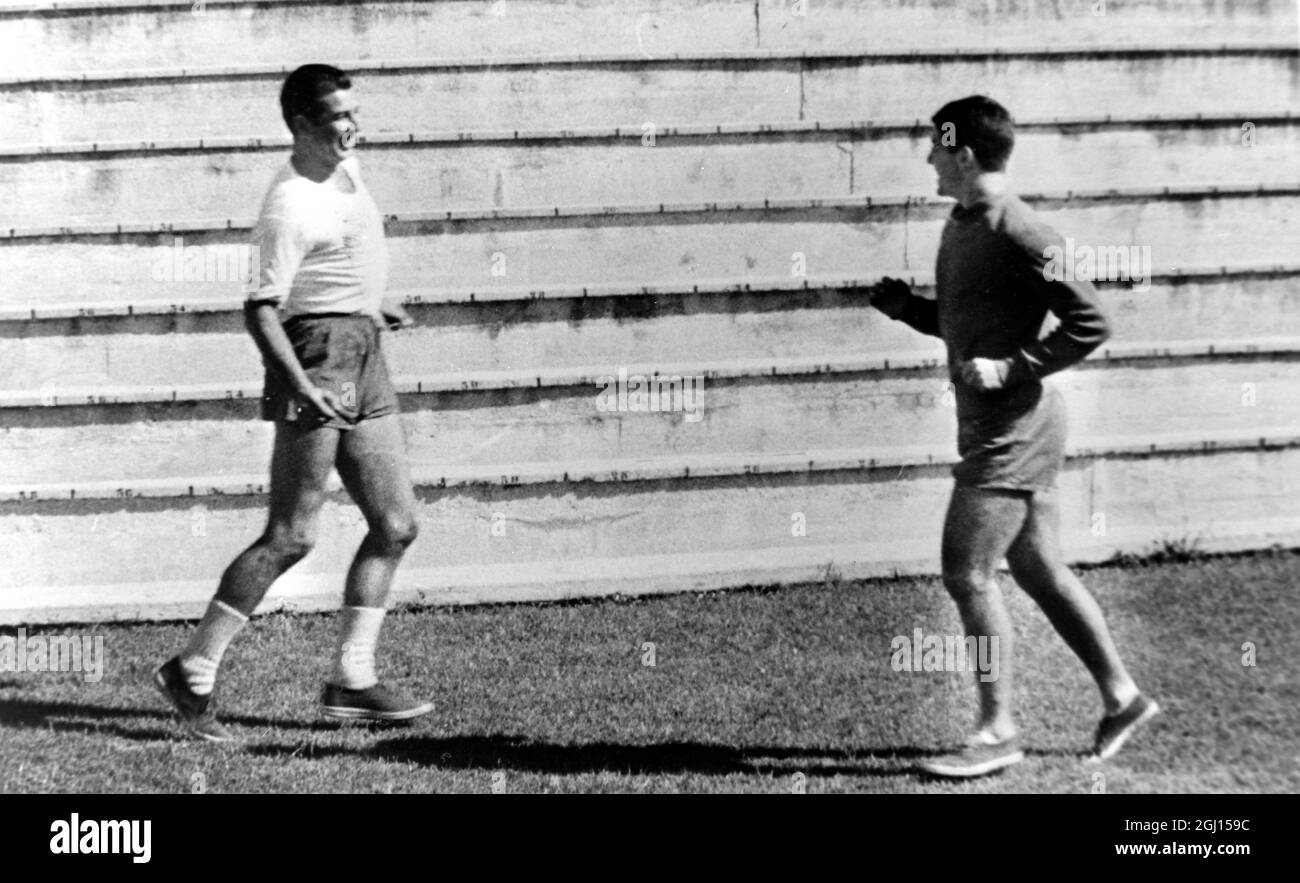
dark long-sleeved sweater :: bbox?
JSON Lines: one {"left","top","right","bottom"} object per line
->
{"left": 874, "top": 192, "right": 1111, "bottom": 421}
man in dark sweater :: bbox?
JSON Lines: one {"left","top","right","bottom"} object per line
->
{"left": 870, "top": 96, "right": 1159, "bottom": 777}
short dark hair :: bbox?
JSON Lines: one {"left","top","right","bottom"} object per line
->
{"left": 931, "top": 95, "right": 1015, "bottom": 172}
{"left": 280, "top": 64, "right": 352, "bottom": 133}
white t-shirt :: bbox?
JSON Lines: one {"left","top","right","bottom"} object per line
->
{"left": 248, "top": 156, "right": 389, "bottom": 319}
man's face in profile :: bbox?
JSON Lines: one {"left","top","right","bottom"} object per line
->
{"left": 295, "top": 88, "right": 360, "bottom": 165}
{"left": 926, "top": 125, "right": 964, "bottom": 199}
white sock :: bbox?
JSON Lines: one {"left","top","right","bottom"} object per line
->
{"left": 1110, "top": 682, "right": 1141, "bottom": 714}
{"left": 332, "top": 606, "right": 386, "bottom": 690}
{"left": 179, "top": 600, "right": 248, "bottom": 696}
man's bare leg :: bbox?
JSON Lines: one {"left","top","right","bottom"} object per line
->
{"left": 156, "top": 421, "right": 339, "bottom": 739}
{"left": 940, "top": 486, "right": 1030, "bottom": 741}
{"left": 215, "top": 421, "right": 340, "bottom": 614}
{"left": 1006, "top": 490, "right": 1139, "bottom": 715}
{"left": 320, "top": 414, "right": 429, "bottom": 719}
{"left": 183, "top": 422, "right": 338, "bottom": 684}
{"left": 335, "top": 414, "right": 419, "bottom": 610}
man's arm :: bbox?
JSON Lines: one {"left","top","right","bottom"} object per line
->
{"left": 1007, "top": 275, "right": 1110, "bottom": 383}
{"left": 377, "top": 296, "right": 414, "bottom": 331}
{"left": 247, "top": 209, "right": 349, "bottom": 421}
{"left": 244, "top": 302, "right": 347, "bottom": 421}
{"left": 1003, "top": 215, "right": 1111, "bottom": 385}
{"left": 964, "top": 213, "right": 1112, "bottom": 392}
{"left": 868, "top": 277, "right": 942, "bottom": 338}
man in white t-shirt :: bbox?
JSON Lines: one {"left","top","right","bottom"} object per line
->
{"left": 155, "top": 65, "right": 432, "bottom": 741}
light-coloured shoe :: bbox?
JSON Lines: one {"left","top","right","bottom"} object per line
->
{"left": 920, "top": 732, "right": 1024, "bottom": 778}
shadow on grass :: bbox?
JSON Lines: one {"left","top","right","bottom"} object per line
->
{"left": 2, "top": 697, "right": 1086, "bottom": 779}
{"left": 0, "top": 696, "right": 334, "bottom": 741}
{"left": 372, "top": 735, "right": 1082, "bottom": 777}
{"left": 246, "top": 733, "right": 955, "bottom": 778}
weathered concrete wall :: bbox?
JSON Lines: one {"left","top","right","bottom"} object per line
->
{"left": 2, "top": 0, "right": 1292, "bottom": 78}
{"left": 4, "top": 352, "right": 1298, "bottom": 490}
{"left": 4, "top": 120, "right": 1298, "bottom": 228}
{"left": 4, "top": 191, "right": 1297, "bottom": 301}
{"left": 3, "top": 52, "right": 1296, "bottom": 146}
{"left": 4, "top": 443, "right": 1299, "bottom": 622}
{"left": 6, "top": 273, "right": 1300, "bottom": 390}
{"left": 0, "top": 0, "right": 1297, "bottom": 622}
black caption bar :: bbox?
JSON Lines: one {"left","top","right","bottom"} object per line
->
{"left": 0, "top": 793, "right": 1289, "bottom": 871}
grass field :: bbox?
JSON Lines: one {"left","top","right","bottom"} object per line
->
{"left": 2, "top": 550, "right": 1297, "bottom": 794}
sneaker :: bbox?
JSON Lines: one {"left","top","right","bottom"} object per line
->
{"left": 153, "top": 657, "right": 236, "bottom": 743}
{"left": 920, "top": 733, "right": 1024, "bottom": 778}
{"left": 1089, "top": 694, "right": 1160, "bottom": 762}
{"left": 321, "top": 682, "right": 434, "bottom": 722}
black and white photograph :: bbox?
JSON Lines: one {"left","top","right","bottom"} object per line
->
{"left": 0, "top": 0, "right": 1295, "bottom": 838}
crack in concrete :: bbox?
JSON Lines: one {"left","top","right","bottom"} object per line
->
{"left": 902, "top": 199, "right": 911, "bottom": 270}
{"left": 835, "top": 141, "right": 854, "bottom": 195}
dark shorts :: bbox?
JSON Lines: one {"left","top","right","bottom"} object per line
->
{"left": 952, "top": 381, "right": 1067, "bottom": 494}
{"left": 261, "top": 313, "right": 399, "bottom": 430}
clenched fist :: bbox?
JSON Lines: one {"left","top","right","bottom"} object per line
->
{"left": 868, "top": 276, "right": 912, "bottom": 303}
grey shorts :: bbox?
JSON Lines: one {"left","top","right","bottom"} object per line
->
{"left": 952, "top": 381, "right": 1067, "bottom": 494}
{"left": 261, "top": 313, "right": 400, "bottom": 429}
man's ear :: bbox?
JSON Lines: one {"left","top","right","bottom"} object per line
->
{"left": 955, "top": 145, "right": 979, "bottom": 173}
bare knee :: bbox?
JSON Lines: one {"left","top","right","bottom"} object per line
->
{"left": 942, "top": 569, "right": 998, "bottom": 600}
{"left": 1011, "top": 556, "right": 1079, "bottom": 600}
{"left": 263, "top": 523, "right": 317, "bottom": 566}
{"left": 370, "top": 511, "right": 419, "bottom": 554}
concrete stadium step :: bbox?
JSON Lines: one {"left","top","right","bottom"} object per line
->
{"left": 3, "top": 1, "right": 1296, "bottom": 626}
{"left": 4, "top": 270, "right": 1300, "bottom": 392}
{"left": 3, "top": 48, "right": 1294, "bottom": 146}
{"left": 4, "top": 115, "right": 1298, "bottom": 227}
{"left": 3, "top": 437, "right": 1298, "bottom": 621}
{"left": 3, "top": 345, "right": 1296, "bottom": 491}
{"left": 4, "top": 189, "right": 1297, "bottom": 303}
{"left": 5, "top": 0, "right": 1291, "bottom": 77}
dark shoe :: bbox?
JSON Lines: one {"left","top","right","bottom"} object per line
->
{"left": 321, "top": 682, "right": 434, "bottom": 722}
{"left": 154, "top": 657, "right": 236, "bottom": 743}
{"left": 920, "top": 733, "right": 1024, "bottom": 778}
{"left": 1089, "top": 694, "right": 1160, "bottom": 762}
